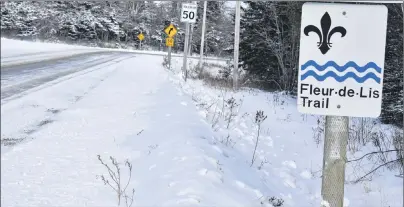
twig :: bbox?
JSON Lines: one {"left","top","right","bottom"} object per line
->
{"left": 347, "top": 149, "right": 399, "bottom": 163}
{"left": 137, "top": 129, "right": 144, "bottom": 135}
{"left": 352, "top": 158, "right": 403, "bottom": 183}
{"left": 99, "top": 175, "right": 118, "bottom": 192}
{"left": 98, "top": 155, "right": 120, "bottom": 187}
{"left": 123, "top": 160, "right": 132, "bottom": 193}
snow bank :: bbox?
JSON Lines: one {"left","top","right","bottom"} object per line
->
{"left": 167, "top": 56, "right": 403, "bottom": 207}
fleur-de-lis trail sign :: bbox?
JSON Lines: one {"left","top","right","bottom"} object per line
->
{"left": 297, "top": 3, "right": 388, "bottom": 118}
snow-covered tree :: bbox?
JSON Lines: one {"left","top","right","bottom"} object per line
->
{"left": 0, "top": 1, "right": 231, "bottom": 54}
{"left": 381, "top": 4, "right": 403, "bottom": 127}
{"left": 239, "top": 1, "right": 302, "bottom": 92}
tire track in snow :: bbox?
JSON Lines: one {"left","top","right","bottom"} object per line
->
{"left": 1, "top": 54, "right": 135, "bottom": 149}
{"left": 1, "top": 50, "right": 110, "bottom": 68}
{"left": 1, "top": 53, "right": 134, "bottom": 103}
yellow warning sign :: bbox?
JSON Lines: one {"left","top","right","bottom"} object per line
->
{"left": 166, "top": 37, "right": 174, "bottom": 47}
{"left": 137, "top": 33, "right": 144, "bottom": 41}
{"left": 164, "top": 24, "right": 177, "bottom": 38}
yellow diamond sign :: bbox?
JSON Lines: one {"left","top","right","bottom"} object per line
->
{"left": 137, "top": 33, "right": 144, "bottom": 41}
{"left": 166, "top": 37, "right": 174, "bottom": 47}
{"left": 164, "top": 24, "right": 177, "bottom": 38}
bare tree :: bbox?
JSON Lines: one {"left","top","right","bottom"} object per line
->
{"left": 341, "top": 119, "right": 402, "bottom": 183}
{"left": 346, "top": 126, "right": 403, "bottom": 183}
{"left": 249, "top": 2, "right": 302, "bottom": 92}
{"left": 313, "top": 117, "right": 403, "bottom": 183}
{"left": 127, "top": 1, "right": 145, "bottom": 17}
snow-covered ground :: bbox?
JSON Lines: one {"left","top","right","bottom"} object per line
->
{"left": 1, "top": 40, "right": 402, "bottom": 207}
{"left": 168, "top": 57, "right": 403, "bottom": 207}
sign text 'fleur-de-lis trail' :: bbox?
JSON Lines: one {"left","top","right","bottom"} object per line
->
{"left": 298, "top": 3, "right": 388, "bottom": 118}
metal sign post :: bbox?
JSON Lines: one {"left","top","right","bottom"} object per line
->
{"left": 199, "top": 0, "right": 207, "bottom": 70}
{"left": 166, "top": 37, "right": 174, "bottom": 70}
{"left": 189, "top": 23, "right": 194, "bottom": 55}
{"left": 137, "top": 32, "right": 144, "bottom": 50}
{"left": 183, "top": 23, "right": 190, "bottom": 81}
{"left": 321, "top": 116, "right": 349, "bottom": 207}
{"left": 298, "top": 3, "right": 388, "bottom": 207}
{"left": 180, "top": 2, "right": 198, "bottom": 81}
{"left": 168, "top": 46, "right": 172, "bottom": 69}
{"left": 164, "top": 24, "right": 178, "bottom": 70}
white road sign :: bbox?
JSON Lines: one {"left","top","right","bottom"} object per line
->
{"left": 180, "top": 3, "right": 197, "bottom": 23}
{"left": 297, "top": 3, "right": 388, "bottom": 118}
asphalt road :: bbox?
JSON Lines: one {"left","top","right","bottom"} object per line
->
{"left": 1, "top": 51, "right": 135, "bottom": 101}
{"left": 0, "top": 49, "right": 228, "bottom": 102}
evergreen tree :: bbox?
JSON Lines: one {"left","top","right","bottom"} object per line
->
{"left": 381, "top": 4, "right": 403, "bottom": 127}
{"left": 239, "top": 1, "right": 302, "bottom": 91}
{"left": 240, "top": 1, "right": 278, "bottom": 89}
{"left": 0, "top": 1, "right": 233, "bottom": 56}
{"left": 191, "top": 1, "right": 232, "bottom": 56}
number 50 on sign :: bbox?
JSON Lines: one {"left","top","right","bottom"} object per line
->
{"left": 181, "top": 3, "right": 197, "bottom": 23}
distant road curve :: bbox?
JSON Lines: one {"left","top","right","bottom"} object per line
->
{"left": 1, "top": 49, "right": 229, "bottom": 69}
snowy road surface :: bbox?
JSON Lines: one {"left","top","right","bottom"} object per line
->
{"left": 1, "top": 38, "right": 229, "bottom": 68}
{"left": 1, "top": 52, "right": 134, "bottom": 101}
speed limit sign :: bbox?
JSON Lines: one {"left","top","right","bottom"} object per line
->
{"left": 180, "top": 3, "right": 197, "bottom": 23}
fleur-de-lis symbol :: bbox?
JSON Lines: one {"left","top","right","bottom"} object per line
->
{"left": 304, "top": 12, "right": 347, "bottom": 55}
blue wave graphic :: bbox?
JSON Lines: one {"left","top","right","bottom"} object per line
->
{"left": 301, "top": 60, "right": 382, "bottom": 74}
{"left": 301, "top": 71, "right": 381, "bottom": 83}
